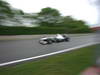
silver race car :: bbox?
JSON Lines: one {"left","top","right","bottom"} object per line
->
{"left": 39, "top": 34, "right": 70, "bottom": 45}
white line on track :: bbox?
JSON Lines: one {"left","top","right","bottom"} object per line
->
{"left": 0, "top": 42, "right": 98, "bottom": 67}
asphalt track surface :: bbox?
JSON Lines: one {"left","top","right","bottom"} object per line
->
{"left": 0, "top": 35, "right": 95, "bottom": 64}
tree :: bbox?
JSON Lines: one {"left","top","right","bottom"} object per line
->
{"left": 0, "top": 0, "right": 10, "bottom": 9}
{"left": 18, "top": 10, "right": 24, "bottom": 15}
{"left": 38, "top": 7, "right": 60, "bottom": 16}
{"left": 59, "top": 16, "right": 75, "bottom": 26}
{"left": 37, "top": 7, "right": 61, "bottom": 26}
{"left": 0, "top": 0, "right": 14, "bottom": 19}
{"left": 0, "top": 0, "right": 14, "bottom": 26}
{"left": 0, "top": 0, "right": 13, "bottom": 14}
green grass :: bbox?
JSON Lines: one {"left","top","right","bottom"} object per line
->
{"left": 0, "top": 45, "right": 96, "bottom": 75}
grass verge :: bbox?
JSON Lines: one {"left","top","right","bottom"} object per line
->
{"left": 0, "top": 45, "right": 96, "bottom": 75}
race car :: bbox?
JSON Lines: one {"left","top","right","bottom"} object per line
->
{"left": 39, "top": 34, "right": 70, "bottom": 45}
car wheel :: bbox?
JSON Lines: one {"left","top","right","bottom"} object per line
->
{"left": 65, "top": 38, "right": 70, "bottom": 42}
{"left": 39, "top": 40, "right": 48, "bottom": 45}
{"left": 47, "top": 40, "right": 53, "bottom": 44}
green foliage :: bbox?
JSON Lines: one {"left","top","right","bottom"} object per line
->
{"left": 37, "top": 7, "right": 61, "bottom": 27}
{"left": 0, "top": 0, "right": 9, "bottom": 8}
{"left": 19, "top": 10, "right": 24, "bottom": 15}
{"left": 0, "top": 26, "right": 67, "bottom": 35}
{"left": 37, "top": 7, "right": 91, "bottom": 33}
{"left": 0, "top": 0, "right": 13, "bottom": 15}
{"left": 0, "top": 26, "right": 92, "bottom": 35}
{"left": 0, "top": 0, "right": 92, "bottom": 34}
{"left": 0, "top": 0, "right": 24, "bottom": 17}
{"left": 13, "top": 9, "right": 24, "bottom": 15}
{"left": 0, "top": 0, "right": 15, "bottom": 22}
{"left": 38, "top": 7, "right": 60, "bottom": 16}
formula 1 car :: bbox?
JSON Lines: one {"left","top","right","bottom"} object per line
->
{"left": 39, "top": 34, "right": 70, "bottom": 45}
